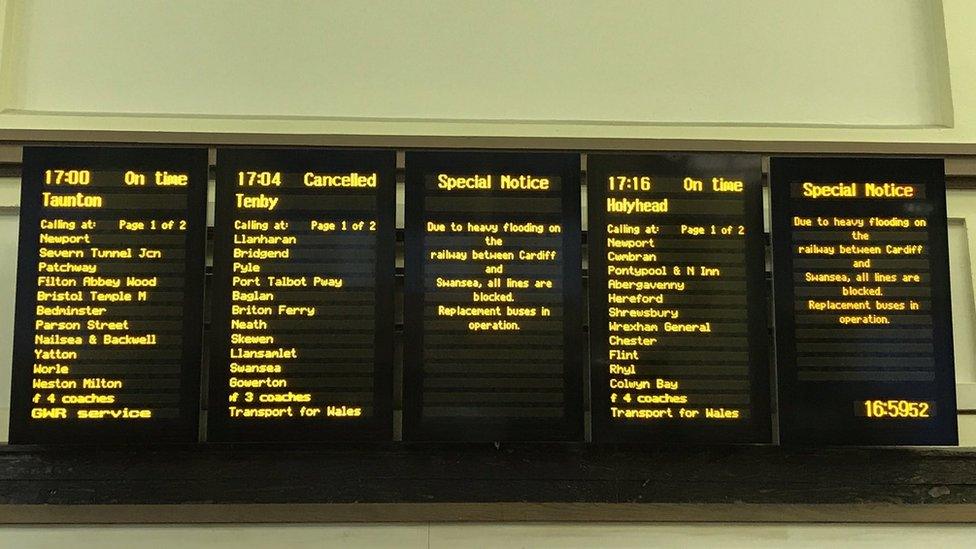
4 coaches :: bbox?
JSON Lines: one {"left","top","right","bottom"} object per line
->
{"left": 6, "top": 147, "right": 958, "bottom": 445}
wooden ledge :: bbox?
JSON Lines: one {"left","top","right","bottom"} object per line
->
{"left": 1, "top": 445, "right": 975, "bottom": 523}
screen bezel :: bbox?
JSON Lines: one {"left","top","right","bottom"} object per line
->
{"left": 9, "top": 146, "right": 208, "bottom": 444}
{"left": 206, "top": 147, "right": 396, "bottom": 442}
{"left": 771, "top": 156, "right": 957, "bottom": 446}
{"left": 587, "top": 153, "right": 772, "bottom": 444}
{"left": 403, "top": 151, "right": 584, "bottom": 442}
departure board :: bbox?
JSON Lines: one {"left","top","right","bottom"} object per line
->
{"left": 404, "top": 152, "right": 583, "bottom": 441}
{"left": 208, "top": 149, "right": 395, "bottom": 441}
{"left": 587, "top": 154, "right": 770, "bottom": 443}
{"left": 771, "top": 157, "right": 957, "bottom": 445}
{"left": 9, "top": 146, "right": 207, "bottom": 444}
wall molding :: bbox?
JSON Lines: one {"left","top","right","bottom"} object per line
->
{"left": 1, "top": 1, "right": 975, "bottom": 147}
{"left": 0, "top": 131, "right": 975, "bottom": 156}
{"left": 948, "top": 191, "right": 976, "bottom": 409}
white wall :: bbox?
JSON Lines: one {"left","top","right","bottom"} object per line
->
{"left": 1, "top": 0, "right": 974, "bottom": 148}
{"left": 0, "top": 0, "right": 952, "bottom": 127}
{"left": 950, "top": 221, "right": 976, "bottom": 382}
{"left": 0, "top": 176, "right": 17, "bottom": 443}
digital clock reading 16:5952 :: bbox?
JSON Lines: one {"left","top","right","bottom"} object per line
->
{"left": 857, "top": 400, "right": 934, "bottom": 419}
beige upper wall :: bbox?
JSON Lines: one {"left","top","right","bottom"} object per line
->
{"left": 0, "top": 0, "right": 955, "bottom": 126}
{"left": 0, "top": 0, "right": 973, "bottom": 150}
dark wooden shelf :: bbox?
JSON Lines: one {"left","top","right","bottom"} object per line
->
{"left": 2, "top": 444, "right": 976, "bottom": 523}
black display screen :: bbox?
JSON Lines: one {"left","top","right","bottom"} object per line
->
{"left": 9, "top": 146, "right": 208, "bottom": 444}
{"left": 404, "top": 152, "right": 583, "bottom": 441}
{"left": 771, "top": 157, "right": 957, "bottom": 445}
{"left": 207, "top": 149, "right": 395, "bottom": 442}
{"left": 587, "top": 154, "right": 770, "bottom": 443}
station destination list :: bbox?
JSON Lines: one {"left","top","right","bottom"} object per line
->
{"left": 772, "top": 157, "right": 957, "bottom": 445}
{"left": 208, "top": 149, "right": 395, "bottom": 441}
{"left": 587, "top": 155, "right": 770, "bottom": 442}
{"left": 404, "top": 152, "right": 583, "bottom": 441}
{"left": 9, "top": 147, "right": 207, "bottom": 443}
